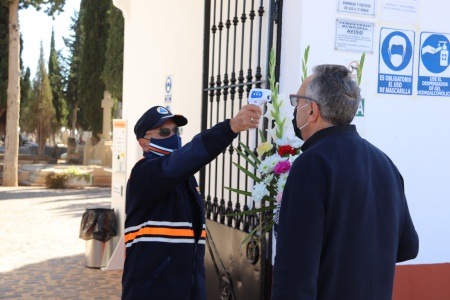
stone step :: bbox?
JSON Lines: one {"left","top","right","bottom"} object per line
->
{"left": 28, "top": 172, "right": 48, "bottom": 185}
{"left": 19, "top": 180, "right": 42, "bottom": 187}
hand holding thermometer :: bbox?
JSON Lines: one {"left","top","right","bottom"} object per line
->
{"left": 248, "top": 88, "right": 271, "bottom": 106}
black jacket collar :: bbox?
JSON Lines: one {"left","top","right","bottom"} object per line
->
{"left": 301, "top": 124, "right": 358, "bottom": 152}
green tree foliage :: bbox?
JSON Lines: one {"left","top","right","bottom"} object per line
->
{"left": 5, "top": 0, "right": 66, "bottom": 15}
{"left": 0, "top": 4, "right": 9, "bottom": 137}
{"left": 28, "top": 43, "right": 57, "bottom": 155}
{"left": 78, "top": 0, "right": 110, "bottom": 141}
{"left": 19, "top": 66, "right": 32, "bottom": 131}
{"left": 0, "top": 4, "right": 25, "bottom": 138}
{"left": 63, "top": 8, "right": 81, "bottom": 135}
{"left": 48, "top": 28, "right": 68, "bottom": 129}
{"left": 102, "top": 2, "right": 123, "bottom": 104}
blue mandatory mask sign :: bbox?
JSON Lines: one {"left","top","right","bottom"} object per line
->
{"left": 378, "top": 28, "right": 415, "bottom": 95}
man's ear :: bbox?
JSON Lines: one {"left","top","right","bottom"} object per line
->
{"left": 138, "top": 138, "right": 148, "bottom": 150}
{"left": 308, "top": 101, "right": 320, "bottom": 122}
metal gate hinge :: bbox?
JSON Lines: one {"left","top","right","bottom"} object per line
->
{"left": 246, "top": 240, "right": 260, "bottom": 265}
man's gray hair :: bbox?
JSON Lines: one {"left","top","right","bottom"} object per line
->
{"left": 306, "top": 64, "right": 361, "bottom": 125}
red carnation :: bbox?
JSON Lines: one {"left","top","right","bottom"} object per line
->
{"left": 278, "top": 145, "right": 296, "bottom": 156}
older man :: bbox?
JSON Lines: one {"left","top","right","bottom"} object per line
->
{"left": 271, "top": 64, "right": 419, "bottom": 300}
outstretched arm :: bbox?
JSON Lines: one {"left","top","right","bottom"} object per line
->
{"left": 229, "top": 104, "right": 262, "bottom": 133}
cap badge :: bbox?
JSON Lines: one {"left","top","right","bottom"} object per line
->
{"left": 157, "top": 107, "right": 169, "bottom": 114}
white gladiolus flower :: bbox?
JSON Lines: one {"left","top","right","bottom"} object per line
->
{"left": 252, "top": 182, "right": 268, "bottom": 202}
{"left": 289, "top": 154, "right": 300, "bottom": 163}
{"left": 266, "top": 126, "right": 280, "bottom": 142}
{"left": 263, "top": 173, "right": 274, "bottom": 184}
{"left": 289, "top": 136, "right": 304, "bottom": 148}
{"left": 277, "top": 173, "right": 289, "bottom": 192}
{"left": 274, "top": 136, "right": 289, "bottom": 147}
{"left": 264, "top": 103, "right": 275, "bottom": 121}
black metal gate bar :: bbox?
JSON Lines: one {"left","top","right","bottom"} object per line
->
{"left": 229, "top": 0, "right": 243, "bottom": 229}
{"left": 213, "top": 0, "right": 223, "bottom": 223}
{"left": 205, "top": 1, "right": 212, "bottom": 220}
{"left": 225, "top": 0, "right": 242, "bottom": 230}
{"left": 255, "top": 0, "right": 264, "bottom": 88}
{"left": 219, "top": 0, "right": 234, "bottom": 226}
{"left": 243, "top": 0, "right": 254, "bottom": 232}
{"left": 218, "top": 0, "right": 227, "bottom": 225}
{"left": 238, "top": 0, "right": 250, "bottom": 233}
{"left": 219, "top": 0, "right": 232, "bottom": 226}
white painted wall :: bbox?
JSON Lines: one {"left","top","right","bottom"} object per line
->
{"left": 116, "top": 0, "right": 450, "bottom": 266}
{"left": 115, "top": 0, "right": 205, "bottom": 170}
{"left": 280, "top": 0, "right": 450, "bottom": 265}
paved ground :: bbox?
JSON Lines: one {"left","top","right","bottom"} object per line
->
{"left": 0, "top": 186, "right": 123, "bottom": 299}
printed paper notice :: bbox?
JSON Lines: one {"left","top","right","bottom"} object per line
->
{"left": 113, "top": 120, "right": 127, "bottom": 173}
{"left": 335, "top": 19, "right": 375, "bottom": 53}
{"left": 337, "top": 0, "right": 376, "bottom": 16}
{"left": 381, "top": 0, "right": 417, "bottom": 24}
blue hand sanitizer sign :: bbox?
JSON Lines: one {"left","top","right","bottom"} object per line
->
{"left": 378, "top": 28, "right": 415, "bottom": 95}
{"left": 417, "top": 32, "right": 450, "bottom": 97}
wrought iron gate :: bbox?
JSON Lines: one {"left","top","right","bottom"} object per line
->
{"left": 200, "top": 0, "right": 283, "bottom": 299}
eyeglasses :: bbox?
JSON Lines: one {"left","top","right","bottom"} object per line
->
{"left": 289, "top": 94, "right": 317, "bottom": 107}
{"left": 145, "top": 127, "right": 183, "bottom": 138}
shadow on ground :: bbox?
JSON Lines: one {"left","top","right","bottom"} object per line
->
{"left": 0, "top": 254, "right": 122, "bottom": 299}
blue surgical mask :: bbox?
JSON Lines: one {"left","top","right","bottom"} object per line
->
{"left": 146, "top": 134, "right": 182, "bottom": 157}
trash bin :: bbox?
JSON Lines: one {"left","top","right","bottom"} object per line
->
{"left": 79, "top": 208, "right": 117, "bottom": 268}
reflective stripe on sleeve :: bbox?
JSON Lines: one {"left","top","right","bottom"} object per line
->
{"left": 125, "top": 221, "right": 206, "bottom": 247}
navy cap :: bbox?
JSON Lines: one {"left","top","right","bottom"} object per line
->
{"left": 134, "top": 106, "right": 188, "bottom": 140}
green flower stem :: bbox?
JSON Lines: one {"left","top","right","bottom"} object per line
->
{"left": 238, "top": 141, "right": 261, "bottom": 165}
{"left": 357, "top": 52, "right": 365, "bottom": 86}
{"left": 231, "top": 162, "right": 262, "bottom": 182}
{"left": 301, "top": 45, "right": 310, "bottom": 82}
{"left": 224, "top": 187, "right": 252, "bottom": 197}
{"left": 268, "top": 49, "right": 285, "bottom": 139}
{"left": 224, "top": 204, "right": 277, "bottom": 217}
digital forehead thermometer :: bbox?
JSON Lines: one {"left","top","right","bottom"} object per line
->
{"left": 248, "top": 88, "right": 271, "bottom": 106}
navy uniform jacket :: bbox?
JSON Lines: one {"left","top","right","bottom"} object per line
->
{"left": 122, "top": 120, "right": 237, "bottom": 300}
{"left": 271, "top": 125, "right": 419, "bottom": 300}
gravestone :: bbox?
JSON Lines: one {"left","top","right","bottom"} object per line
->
{"left": 84, "top": 91, "right": 113, "bottom": 167}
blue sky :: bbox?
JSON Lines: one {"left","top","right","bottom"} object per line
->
{"left": 19, "top": 0, "right": 80, "bottom": 79}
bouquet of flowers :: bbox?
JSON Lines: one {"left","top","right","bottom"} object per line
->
{"left": 226, "top": 48, "right": 304, "bottom": 244}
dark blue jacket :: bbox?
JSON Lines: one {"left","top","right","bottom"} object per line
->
{"left": 271, "top": 125, "right": 419, "bottom": 300}
{"left": 122, "top": 120, "right": 237, "bottom": 300}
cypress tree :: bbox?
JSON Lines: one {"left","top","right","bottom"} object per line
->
{"left": 63, "top": 8, "right": 82, "bottom": 136}
{"left": 0, "top": 4, "right": 8, "bottom": 139}
{"left": 19, "top": 67, "right": 32, "bottom": 132}
{"left": 30, "top": 42, "right": 57, "bottom": 155}
{"left": 0, "top": 4, "right": 25, "bottom": 141}
{"left": 102, "top": 2, "right": 124, "bottom": 106}
{"left": 48, "top": 28, "right": 68, "bottom": 130}
{"left": 78, "top": 0, "right": 109, "bottom": 142}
